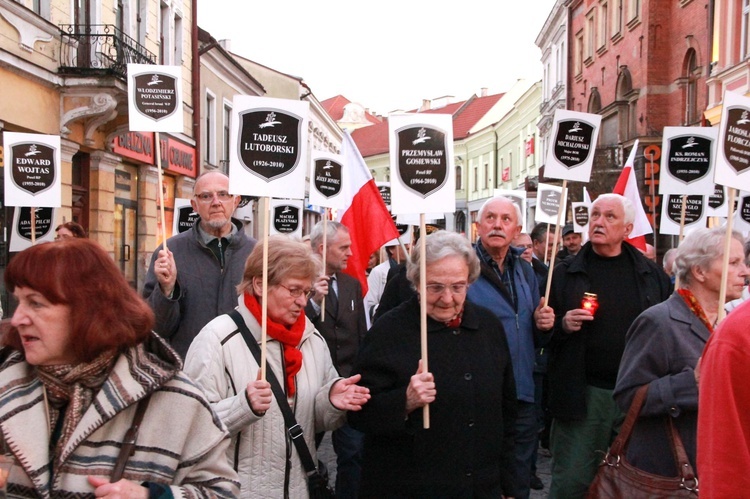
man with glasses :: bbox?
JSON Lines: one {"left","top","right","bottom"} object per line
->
{"left": 305, "top": 220, "right": 367, "bottom": 499}
{"left": 143, "top": 171, "right": 257, "bottom": 358}
{"left": 467, "top": 196, "right": 555, "bottom": 499}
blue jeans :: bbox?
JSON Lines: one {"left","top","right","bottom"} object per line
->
{"left": 332, "top": 423, "right": 364, "bottom": 499}
{"left": 513, "top": 401, "right": 538, "bottom": 499}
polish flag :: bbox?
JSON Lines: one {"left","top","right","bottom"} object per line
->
{"left": 337, "top": 131, "right": 399, "bottom": 295}
{"left": 612, "top": 140, "right": 652, "bottom": 252}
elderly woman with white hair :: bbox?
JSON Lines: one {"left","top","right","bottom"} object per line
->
{"left": 349, "top": 230, "right": 520, "bottom": 498}
{"left": 613, "top": 227, "right": 749, "bottom": 477}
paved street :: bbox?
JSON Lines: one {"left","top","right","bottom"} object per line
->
{"left": 318, "top": 434, "right": 553, "bottom": 497}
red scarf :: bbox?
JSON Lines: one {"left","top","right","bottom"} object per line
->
{"left": 243, "top": 292, "right": 305, "bottom": 396}
{"left": 677, "top": 288, "right": 714, "bottom": 334}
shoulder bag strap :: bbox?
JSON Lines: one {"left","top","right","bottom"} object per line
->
{"left": 111, "top": 394, "right": 152, "bottom": 482}
{"left": 608, "top": 384, "right": 648, "bottom": 457}
{"left": 228, "top": 309, "right": 319, "bottom": 475}
{"left": 667, "top": 413, "right": 698, "bottom": 485}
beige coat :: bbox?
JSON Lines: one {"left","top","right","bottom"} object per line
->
{"left": 184, "top": 297, "right": 345, "bottom": 498}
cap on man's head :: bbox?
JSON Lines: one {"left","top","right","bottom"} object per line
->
{"left": 562, "top": 224, "right": 575, "bottom": 237}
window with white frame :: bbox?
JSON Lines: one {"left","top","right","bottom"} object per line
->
{"left": 598, "top": 1, "right": 608, "bottom": 49}
{"left": 205, "top": 91, "right": 216, "bottom": 165}
{"left": 174, "top": 12, "right": 183, "bottom": 65}
{"left": 627, "top": 0, "right": 641, "bottom": 26}
{"left": 160, "top": 2, "right": 170, "bottom": 64}
{"left": 586, "top": 11, "right": 595, "bottom": 60}
{"left": 575, "top": 30, "right": 584, "bottom": 75}
{"left": 223, "top": 103, "right": 232, "bottom": 166}
{"left": 612, "top": 0, "right": 623, "bottom": 38}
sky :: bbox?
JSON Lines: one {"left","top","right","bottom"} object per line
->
{"left": 196, "top": 1, "right": 559, "bottom": 116}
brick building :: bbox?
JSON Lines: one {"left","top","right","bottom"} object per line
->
{"left": 567, "top": 0, "right": 710, "bottom": 237}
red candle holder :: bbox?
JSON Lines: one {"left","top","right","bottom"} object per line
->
{"left": 581, "top": 293, "right": 599, "bottom": 316}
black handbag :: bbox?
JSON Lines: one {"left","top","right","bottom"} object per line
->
{"left": 586, "top": 385, "right": 698, "bottom": 498}
{"left": 229, "top": 310, "right": 335, "bottom": 499}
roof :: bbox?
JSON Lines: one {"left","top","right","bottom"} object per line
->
{"left": 350, "top": 92, "right": 505, "bottom": 157}
{"left": 321, "top": 95, "right": 381, "bottom": 124}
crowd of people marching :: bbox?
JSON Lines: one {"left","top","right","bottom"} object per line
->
{"left": 0, "top": 170, "right": 748, "bottom": 498}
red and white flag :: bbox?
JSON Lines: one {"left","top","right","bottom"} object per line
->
{"left": 612, "top": 140, "right": 652, "bottom": 251}
{"left": 337, "top": 131, "right": 399, "bottom": 294}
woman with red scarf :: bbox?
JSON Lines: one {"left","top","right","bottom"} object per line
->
{"left": 613, "top": 227, "right": 748, "bottom": 478}
{"left": 184, "top": 235, "right": 370, "bottom": 498}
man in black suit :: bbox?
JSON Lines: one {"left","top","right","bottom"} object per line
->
{"left": 306, "top": 221, "right": 367, "bottom": 498}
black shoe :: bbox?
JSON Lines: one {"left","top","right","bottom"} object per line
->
{"left": 530, "top": 474, "right": 544, "bottom": 490}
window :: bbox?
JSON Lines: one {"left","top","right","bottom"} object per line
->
{"left": 598, "top": 2, "right": 608, "bottom": 50}
{"left": 473, "top": 166, "right": 478, "bottom": 192}
{"left": 483, "top": 163, "right": 489, "bottom": 189}
{"left": 205, "top": 91, "right": 215, "bottom": 165}
{"left": 684, "top": 50, "right": 699, "bottom": 125}
{"left": 575, "top": 30, "right": 584, "bottom": 76}
{"left": 612, "top": 0, "right": 623, "bottom": 39}
{"left": 455, "top": 165, "right": 462, "bottom": 190}
{"left": 627, "top": 0, "right": 641, "bottom": 27}
{"left": 174, "top": 13, "right": 183, "bottom": 65}
{"left": 743, "top": 0, "right": 750, "bottom": 60}
{"left": 160, "top": 2, "right": 170, "bottom": 64}
{"left": 586, "top": 11, "right": 595, "bottom": 61}
{"left": 222, "top": 103, "right": 232, "bottom": 166}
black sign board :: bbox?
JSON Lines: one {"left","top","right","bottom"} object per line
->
{"left": 273, "top": 204, "right": 300, "bottom": 234}
{"left": 133, "top": 73, "right": 179, "bottom": 121}
{"left": 391, "top": 215, "right": 409, "bottom": 237}
{"left": 396, "top": 126, "right": 448, "bottom": 198}
{"left": 313, "top": 159, "right": 343, "bottom": 198}
{"left": 176, "top": 205, "right": 198, "bottom": 233}
{"left": 378, "top": 185, "right": 391, "bottom": 207}
{"left": 740, "top": 195, "right": 750, "bottom": 225}
{"left": 666, "top": 194, "right": 704, "bottom": 225}
{"left": 574, "top": 205, "right": 590, "bottom": 226}
{"left": 17, "top": 207, "right": 53, "bottom": 242}
{"left": 667, "top": 135, "right": 713, "bottom": 184}
{"left": 552, "top": 120, "right": 595, "bottom": 168}
{"left": 238, "top": 110, "right": 301, "bottom": 182}
{"left": 724, "top": 107, "right": 750, "bottom": 174}
{"left": 539, "top": 189, "right": 561, "bottom": 218}
{"left": 237, "top": 195, "right": 252, "bottom": 209}
{"left": 11, "top": 143, "right": 56, "bottom": 195}
{"left": 707, "top": 184, "right": 725, "bottom": 211}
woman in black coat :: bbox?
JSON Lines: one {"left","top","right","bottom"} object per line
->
{"left": 349, "top": 230, "right": 519, "bottom": 498}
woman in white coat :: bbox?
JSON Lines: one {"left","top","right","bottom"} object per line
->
{"left": 184, "top": 235, "right": 370, "bottom": 498}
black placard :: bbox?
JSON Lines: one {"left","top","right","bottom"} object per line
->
{"left": 133, "top": 73, "right": 178, "bottom": 121}
{"left": 237, "top": 195, "right": 252, "bottom": 208}
{"left": 666, "top": 194, "right": 704, "bottom": 225}
{"left": 11, "top": 143, "right": 56, "bottom": 195}
{"left": 396, "top": 126, "right": 448, "bottom": 198}
{"left": 740, "top": 195, "right": 750, "bottom": 224}
{"left": 176, "top": 205, "right": 198, "bottom": 233}
{"left": 313, "top": 159, "right": 342, "bottom": 198}
{"left": 539, "top": 189, "right": 561, "bottom": 217}
{"left": 273, "top": 205, "right": 300, "bottom": 234}
{"left": 667, "top": 135, "right": 712, "bottom": 184}
{"left": 708, "top": 184, "right": 725, "bottom": 210}
{"left": 574, "top": 205, "right": 590, "bottom": 226}
{"left": 17, "top": 207, "right": 53, "bottom": 241}
{"left": 238, "top": 110, "right": 301, "bottom": 182}
{"left": 378, "top": 185, "right": 391, "bottom": 206}
{"left": 391, "top": 215, "right": 409, "bottom": 237}
{"left": 724, "top": 107, "right": 750, "bottom": 174}
{"left": 552, "top": 120, "right": 595, "bottom": 168}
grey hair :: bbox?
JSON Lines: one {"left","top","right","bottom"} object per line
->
{"left": 309, "top": 220, "right": 348, "bottom": 251}
{"left": 477, "top": 196, "right": 523, "bottom": 225}
{"left": 406, "top": 230, "right": 480, "bottom": 288}
{"left": 663, "top": 247, "right": 677, "bottom": 274}
{"left": 592, "top": 193, "right": 635, "bottom": 225}
{"left": 674, "top": 227, "right": 745, "bottom": 286}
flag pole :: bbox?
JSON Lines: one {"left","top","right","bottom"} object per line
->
{"left": 674, "top": 195, "right": 688, "bottom": 289}
{"left": 419, "top": 213, "right": 429, "bottom": 429}
{"left": 717, "top": 188, "right": 737, "bottom": 324}
{"left": 321, "top": 209, "right": 329, "bottom": 322}
{"left": 155, "top": 132, "right": 168, "bottom": 251}
{"left": 260, "top": 196, "right": 270, "bottom": 381}
{"left": 31, "top": 207, "right": 36, "bottom": 245}
{"left": 544, "top": 180, "right": 568, "bottom": 305}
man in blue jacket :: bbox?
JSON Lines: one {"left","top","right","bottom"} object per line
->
{"left": 467, "top": 196, "right": 555, "bottom": 499}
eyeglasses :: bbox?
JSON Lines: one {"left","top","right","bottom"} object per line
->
{"left": 425, "top": 283, "right": 468, "bottom": 295}
{"left": 277, "top": 283, "right": 313, "bottom": 298}
{"left": 194, "top": 191, "right": 234, "bottom": 203}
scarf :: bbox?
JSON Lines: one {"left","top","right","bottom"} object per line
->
{"left": 677, "top": 288, "right": 714, "bottom": 334}
{"left": 243, "top": 292, "right": 305, "bottom": 396}
{"left": 36, "top": 349, "right": 117, "bottom": 464}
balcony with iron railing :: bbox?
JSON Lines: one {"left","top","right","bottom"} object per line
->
{"left": 58, "top": 24, "right": 156, "bottom": 79}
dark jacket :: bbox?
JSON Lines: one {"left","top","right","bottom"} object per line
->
{"left": 349, "top": 297, "right": 519, "bottom": 498}
{"left": 142, "top": 218, "right": 256, "bottom": 359}
{"left": 304, "top": 271, "right": 367, "bottom": 377}
{"left": 547, "top": 241, "right": 672, "bottom": 421}
{"left": 613, "top": 293, "right": 706, "bottom": 476}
